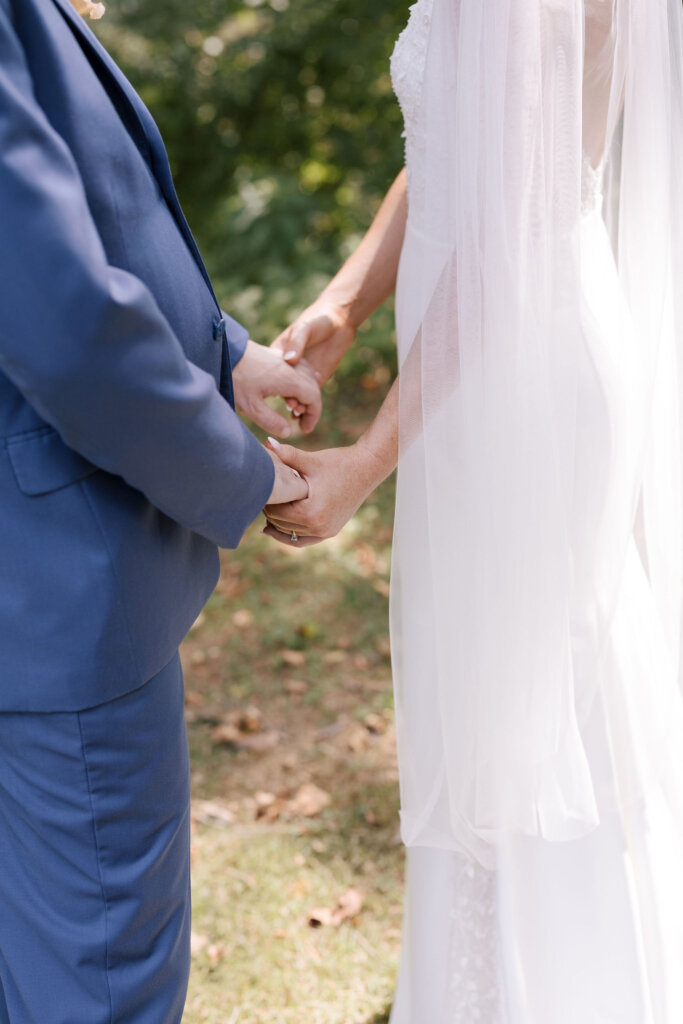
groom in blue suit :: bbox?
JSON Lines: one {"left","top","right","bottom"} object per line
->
{"left": 0, "top": 0, "right": 315, "bottom": 1019}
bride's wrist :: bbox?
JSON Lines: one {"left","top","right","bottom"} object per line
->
{"left": 352, "top": 436, "right": 394, "bottom": 495}
{"left": 318, "top": 287, "right": 364, "bottom": 332}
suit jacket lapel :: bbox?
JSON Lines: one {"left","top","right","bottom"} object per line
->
{"left": 51, "top": 0, "right": 219, "bottom": 309}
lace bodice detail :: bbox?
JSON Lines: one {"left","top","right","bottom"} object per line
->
{"left": 390, "top": 0, "right": 433, "bottom": 207}
{"left": 391, "top": 0, "right": 604, "bottom": 217}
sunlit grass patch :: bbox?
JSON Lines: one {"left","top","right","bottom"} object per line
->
{"left": 181, "top": 397, "right": 402, "bottom": 1023}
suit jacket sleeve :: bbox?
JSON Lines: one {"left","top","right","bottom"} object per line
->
{"left": 222, "top": 312, "right": 249, "bottom": 366}
{"left": 0, "top": 2, "right": 274, "bottom": 548}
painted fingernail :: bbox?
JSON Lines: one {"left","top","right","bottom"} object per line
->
{"left": 292, "top": 409, "right": 302, "bottom": 417}
{"left": 284, "top": 350, "right": 298, "bottom": 362}
{"left": 281, "top": 425, "right": 291, "bottom": 438}
{"left": 267, "top": 436, "right": 282, "bottom": 450}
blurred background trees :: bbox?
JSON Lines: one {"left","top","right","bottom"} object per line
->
{"left": 99, "top": 0, "right": 406, "bottom": 390}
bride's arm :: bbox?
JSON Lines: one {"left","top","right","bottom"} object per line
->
{"left": 271, "top": 170, "right": 408, "bottom": 382}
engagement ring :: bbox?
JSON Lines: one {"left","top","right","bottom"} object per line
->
{"left": 290, "top": 531, "right": 298, "bottom": 543}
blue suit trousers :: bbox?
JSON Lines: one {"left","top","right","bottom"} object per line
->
{"left": 0, "top": 654, "right": 191, "bottom": 1023}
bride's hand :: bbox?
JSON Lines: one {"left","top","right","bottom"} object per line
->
{"left": 262, "top": 438, "right": 382, "bottom": 547}
{"left": 271, "top": 300, "right": 356, "bottom": 386}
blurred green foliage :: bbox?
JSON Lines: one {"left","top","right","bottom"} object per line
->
{"left": 99, "top": 0, "right": 406, "bottom": 384}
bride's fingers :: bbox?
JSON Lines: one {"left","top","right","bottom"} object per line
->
{"left": 285, "top": 400, "right": 305, "bottom": 417}
{"left": 262, "top": 524, "right": 321, "bottom": 547}
{"left": 264, "top": 514, "right": 315, "bottom": 534}
{"left": 263, "top": 499, "right": 308, "bottom": 521}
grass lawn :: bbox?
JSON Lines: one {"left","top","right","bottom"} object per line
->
{"left": 181, "top": 387, "right": 403, "bottom": 1023}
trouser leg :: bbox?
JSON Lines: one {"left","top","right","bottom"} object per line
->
{"left": 0, "top": 653, "right": 191, "bottom": 1024}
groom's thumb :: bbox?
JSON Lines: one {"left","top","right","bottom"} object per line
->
{"left": 266, "top": 437, "right": 307, "bottom": 474}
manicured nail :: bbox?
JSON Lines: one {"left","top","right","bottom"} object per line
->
{"left": 292, "top": 409, "right": 302, "bottom": 418}
{"left": 267, "top": 436, "right": 282, "bottom": 449}
{"left": 281, "top": 425, "right": 291, "bottom": 438}
{"left": 284, "top": 350, "right": 298, "bottom": 362}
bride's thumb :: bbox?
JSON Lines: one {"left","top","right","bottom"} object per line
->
{"left": 266, "top": 436, "right": 307, "bottom": 474}
{"left": 282, "top": 322, "right": 311, "bottom": 364}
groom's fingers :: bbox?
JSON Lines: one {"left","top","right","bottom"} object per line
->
{"left": 250, "top": 401, "right": 294, "bottom": 439}
{"left": 282, "top": 368, "right": 322, "bottom": 433}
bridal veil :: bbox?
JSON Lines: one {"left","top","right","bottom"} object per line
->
{"left": 391, "top": 0, "right": 683, "bottom": 867}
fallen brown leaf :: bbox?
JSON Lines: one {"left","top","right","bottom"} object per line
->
{"left": 284, "top": 679, "right": 309, "bottom": 697}
{"left": 374, "top": 634, "right": 392, "bottom": 658}
{"left": 364, "top": 712, "right": 387, "bottom": 735}
{"left": 347, "top": 724, "right": 371, "bottom": 752}
{"left": 211, "top": 722, "right": 240, "bottom": 745}
{"left": 307, "top": 888, "right": 364, "bottom": 928}
{"left": 289, "top": 783, "right": 331, "bottom": 817}
{"left": 254, "top": 791, "right": 287, "bottom": 822}
{"left": 192, "top": 799, "right": 235, "bottom": 828}
{"left": 238, "top": 705, "right": 263, "bottom": 733}
{"left": 307, "top": 906, "right": 335, "bottom": 927}
{"left": 281, "top": 649, "right": 306, "bottom": 667}
{"left": 232, "top": 609, "right": 254, "bottom": 629}
{"left": 190, "top": 931, "right": 209, "bottom": 954}
{"left": 211, "top": 718, "right": 279, "bottom": 754}
{"left": 323, "top": 650, "right": 347, "bottom": 666}
{"left": 237, "top": 730, "right": 280, "bottom": 754}
{"left": 207, "top": 942, "right": 226, "bottom": 966}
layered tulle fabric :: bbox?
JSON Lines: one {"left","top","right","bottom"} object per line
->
{"left": 390, "top": 0, "right": 683, "bottom": 867}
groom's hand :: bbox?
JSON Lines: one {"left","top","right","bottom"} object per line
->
{"left": 266, "top": 441, "right": 310, "bottom": 505}
{"left": 232, "top": 340, "right": 322, "bottom": 438}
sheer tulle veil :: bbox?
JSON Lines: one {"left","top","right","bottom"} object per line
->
{"left": 390, "top": 0, "right": 683, "bottom": 867}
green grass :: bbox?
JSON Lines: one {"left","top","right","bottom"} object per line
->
{"left": 181, "top": 386, "right": 403, "bottom": 1023}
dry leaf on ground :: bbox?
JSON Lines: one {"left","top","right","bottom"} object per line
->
{"left": 289, "top": 783, "right": 331, "bottom": 817}
{"left": 364, "top": 712, "right": 387, "bottom": 735}
{"left": 285, "top": 679, "right": 308, "bottom": 696}
{"left": 238, "top": 705, "right": 263, "bottom": 733}
{"left": 190, "top": 931, "right": 209, "bottom": 954}
{"left": 254, "top": 790, "right": 288, "bottom": 822}
{"left": 192, "top": 799, "right": 236, "bottom": 828}
{"left": 232, "top": 609, "right": 254, "bottom": 629}
{"left": 281, "top": 649, "right": 307, "bottom": 667}
{"left": 308, "top": 888, "right": 364, "bottom": 928}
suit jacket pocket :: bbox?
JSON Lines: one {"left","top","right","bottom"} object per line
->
{"left": 6, "top": 427, "right": 98, "bottom": 496}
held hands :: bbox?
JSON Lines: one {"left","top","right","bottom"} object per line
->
{"left": 262, "top": 438, "right": 382, "bottom": 547}
{"left": 232, "top": 340, "right": 322, "bottom": 438}
{"left": 265, "top": 441, "right": 309, "bottom": 506}
{"left": 271, "top": 300, "right": 356, "bottom": 385}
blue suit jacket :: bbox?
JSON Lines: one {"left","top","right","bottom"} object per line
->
{"left": 0, "top": 0, "right": 275, "bottom": 710}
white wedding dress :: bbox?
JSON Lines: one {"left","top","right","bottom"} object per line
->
{"left": 388, "top": 1, "right": 683, "bottom": 1022}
